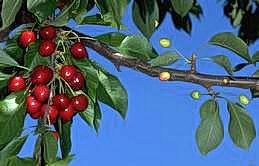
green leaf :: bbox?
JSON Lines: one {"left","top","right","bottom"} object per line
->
{"left": 118, "top": 35, "right": 158, "bottom": 61}
{"left": 0, "top": 135, "right": 28, "bottom": 166}
{"left": 27, "top": 0, "right": 57, "bottom": 22}
{"left": 79, "top": 97, "right": 102, "bottom": 132}
{"left": 132, "top": 0, "right": 159, "bottom": 39}
{"left": 60, "top": 121, "right": 72, "bottom": 158}
{"left": 43, "top": 132, "right": 58, "bottom": 164}
{"left": 196, "top": 100, "right": 224, "bottom": 155}
{"left": 0, "top": 49, "right": 19, "bottom": 68}
{"left": 96, "top": 67, "right": 128, "bottom": 119}
{"left": 4, "top": 37, "right": 24, "bottom": 64}
{"left": 0, "top": 72, "right": 13, "bottom": 89}
{"left": 211, "top": 55, "right": 233, "bottom": 75}
{"left": 233, "top": 63, "right": 250, "bottom": 72}
{"left": 151, "top": 51, "right": 181, "bottom": 67}
{"left": 47, "top": 155, "right": 74, "bottom": 166}
{"left": 170, "top": 0, "right": 194, "bottom": 17}
{"left": 227, "top": 101, "right": 256, "bottom": 149}
{"left": 96, "top": 0, "right": 129, "bottom": 29}
{"left": 24, "top": 41, "right": 50, "bottom": 70}
{"left": 74, "top": 0, "right": 88, "bottom": 24}
{"left": 95, "top": 32, "right": 127, "bottom": 47}
{"left": 252, "top": 51, "right": 259, "bottom": 63}
{"left": 209, "top": 32, "right": 251, "bottom": 62}
{"left": 79, "top": 14, "right": 111, "bottom": 26}
{"left": 49, "top": 0, "right": 86, "bottom": 26}
{"left": 0, "top": 0, "right": 23, "bottom": 30}
{"left": 233, "top": 9, "right": 244, "bottom": 27}
{"left": 0, "top": 91, "right": 26, "bottom": 149}
{"left": 6, "top": 156, "right": 35, "bottom": 166}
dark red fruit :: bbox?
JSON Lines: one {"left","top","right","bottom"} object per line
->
{"left": 70, "top": 42, "right": 88, "bottom": 59}
{"left": 39, "top": 40, "right": 56, "bottom": 57}
{"left": 59, "top": 105, "right": 75, "bottom": 122}
{"left": 8, "top": 75, "right": 26, "bottom": 92}
{"left": 60, "top": 65, "right": 77, "bottom": 81}
{"left": 30, "top": 111, "right": 44, "bottom": 119}
{"left": 33, "top": 85, "right": 50, "bottom": 103}
{"left": 69, "top": 72, "right": 85, "bottom": 90}
{"left": 19, "top": 31, "right": 36, "bottom": 48}
{"left": 52, "top": 94, "right": 70, "bottom": 110}
{"left": 30, "top": 65, "right": 53, "bottom": 85}
{"left": 40, "top": 26, "right": 56, "bottom": 40}
{"left": 71, "top": 95, "right": 88, "bottom": 112}
{"left": 26, "top": 96, "right": 42, "bottom": 115}
{"left": 41, "top": 104, "right": 58, "bottom": 124}
{"left": 51, "top": 131, "right": 59, "bottom": 141}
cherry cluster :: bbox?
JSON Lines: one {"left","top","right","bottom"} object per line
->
{"left": 7, "top": 26, "right": 89, "bottom": 123}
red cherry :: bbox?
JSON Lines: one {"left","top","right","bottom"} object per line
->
{"left": 60, "top": 65, "right": 77, "bottom": 81}
{"left": 30, "top": 65, "right": 53, "bottom": 85}
{"left": 33, "top": 85, "right": 50, "bottom": 103}
{"left": 30, "top": 111, "right": 44, "bottom": 119}
{"left": 51, "top": 131, "right": 59, "bottom": 141}
{"left": 39, "top": 40, "right": 56, "bottom": 57}
{"left": 41, "top": 104, "right": 58, "bottom": 124}
{"left": 40, "top": 26, "right": 56, "bottom": 40}
{"left": 19, "top": 31, "right": 36, "bottom": 48}
{"left": 26, "top": 96, "right": 42, "bottom": 115}
{"left": 70, "top": 42, "right": 88, "bottom": 59}
{"left": 59, "top": 105, "right": 75, "bottom": 122}
{"left": 8, "top": 75, "right": 26, "bottom": 92}
{"left": 52, "top": 94, "right": 70, "bottom": 110}
{"left": 68, "top": 72, "right": 85, "bottom": 90}
{"left": 71, "top": 95, "right": 88, "bottom": 112}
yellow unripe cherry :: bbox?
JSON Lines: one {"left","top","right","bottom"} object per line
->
{"left": 223, "top": 78, "right": 229, "bottom": 84}
{"left": 159, "top": 72, "right": 171, "bottom": 81}
{"left": 239, "top": 94, "right": 250, "bottom": 105}
{"left": 191, "top": 90, "right": 201, "bottom": 100}
{"left": 159, "top": 38, "right": 171, "bottom": 48}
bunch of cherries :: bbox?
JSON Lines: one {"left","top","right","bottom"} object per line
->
{"left": 7, "top": 26, "right": 89, "bottom": 123}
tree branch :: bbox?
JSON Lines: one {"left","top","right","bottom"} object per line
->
{"left": 63, "top": 27, "right": 259, "bottom": 91}
{"left": 1, "top": 5, "right": 259, "bottom": 92}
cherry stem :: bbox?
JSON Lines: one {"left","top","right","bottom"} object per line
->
{"left": 17, "top": 65, "right": 30, "bottom": 71}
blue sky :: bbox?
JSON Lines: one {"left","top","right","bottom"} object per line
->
{"left": 20, "top": 0, "right": 259, "bottom": 165}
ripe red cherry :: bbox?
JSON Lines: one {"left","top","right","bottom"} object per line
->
{"left": 51, "top": 131, "right": 59, "bottom": 141}
{"left": 30, "top": 65, "right": 53, "bottom": 85}
{"left": 8, "top": 75, "right": 26, "bottom": 92}
{"left": 41, "top": 104, "right": 58, "bottom": 124}
{"left": 70, "top": 42, "right": 88, "bottom": 59}
{"left": 59, "top": 105, "right": 75, "bottom": 122}
{"left": 71, "top": 95, "right": 88, "bottom": 112}
{"left": 19, "top": 31, "right": 36, "bottom": 48}
{"left": 60, "top": 65, "right": 77, "bottom": 81}
{"left": 68, "top": 72, "right": 85, "bottom": 90}
{"left": 30, "top": 111, "right": 44, "bottom": 119}
{"left": 40, "top": 26, "right": 56, "bottom": 40}
{"left": 39, "top": 40, "right": 56, "bottom": 57}
{"left": 26, "top": 96, "right": 42, "bottom": 115}
{"left": 52, "top": 94, "right": 70, "bottom": 110}
{"left": 33, "top": 85, "right": 50, "bottom": 103}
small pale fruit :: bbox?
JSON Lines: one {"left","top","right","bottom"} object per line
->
{"left": 159, "top": 72, "right": 171, "bottom": 81}
{"left": 159, "top": 38, "right": 171, "bottom": 48}
{"left": 191, "top": 90, "right": 201, "bottom": 100}
{"left": 223, "top": 78, "right": 229, "bottom": 84}
{"left": 239, "top": 94, "right": 250, "bottom": 105}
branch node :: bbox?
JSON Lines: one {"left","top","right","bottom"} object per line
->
{"left": 190, "top": 54, "right": 197, "bottom": 73}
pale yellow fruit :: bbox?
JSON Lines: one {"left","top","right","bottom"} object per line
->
{"left": 191, "top": 90, "right": 201, "bottom": 100}
{"left": 239, "top": 94, "right": 250, "bottom": 105}
{"left": 159, "top": 72, "right": 171, "bottom": 81}
{"left": 223, "top": 78, "right": 229, "bottom": 84}
{"left": 159, "top": 38, "right": 171, "bottom": 48}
